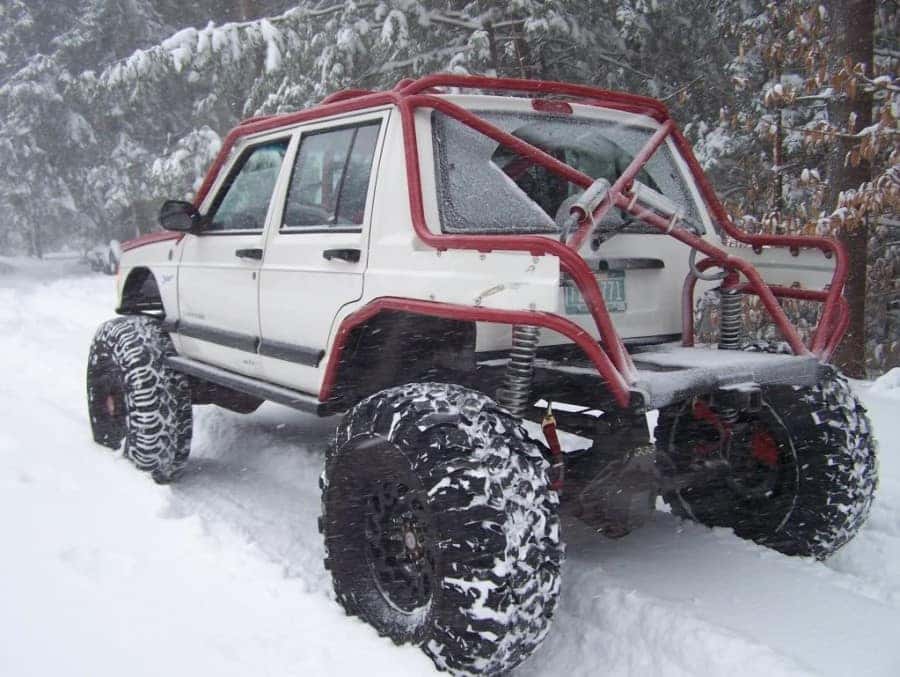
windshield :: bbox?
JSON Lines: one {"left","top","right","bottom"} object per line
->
{"left": 432, "top": 110, "right": 704, "bottom": 235}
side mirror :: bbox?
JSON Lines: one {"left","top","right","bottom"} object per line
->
{"left": 159, "top": 200, "right": 204, "bottom": 232}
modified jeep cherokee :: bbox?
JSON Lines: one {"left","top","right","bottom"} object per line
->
{"left": 87, "top": 75, "right": 878, "bottom": 676}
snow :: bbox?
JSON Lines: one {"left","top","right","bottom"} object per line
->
{"left": 1, "top": 261, "right": 899, "bottom": 676}
{"left": 259, "top": 20, "right": 283, "bottom": 73}
{"left": 870, "top": 368, "right": 900, "bottom": 400}
{"left": 0, "top": 261, "right": 432, "bottom": 677}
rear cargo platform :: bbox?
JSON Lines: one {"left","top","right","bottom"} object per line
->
{"left": 628, "top": 343, "right": 823, "bottom": 409}
{"left": 477, "top": 342, "right": 823, "bottom": 413}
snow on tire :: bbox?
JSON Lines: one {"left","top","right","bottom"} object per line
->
{"left": 320, "top": 383, "right": 563, "bottom": 676}
{"left": 655, "top": 368, "right": 877, "bottom": 559}
{"left": 86, "top": 316, "right": 192, "bottom": 482}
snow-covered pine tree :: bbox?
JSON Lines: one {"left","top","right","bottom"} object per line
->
{"left": 0, "top": 1, "right": 729, "bottom": 256}
{"left": 691, "top": 1, "right": 897, "bottom": 376}
{"left": 0, "top": 0, "right": 175, "bottom": 253}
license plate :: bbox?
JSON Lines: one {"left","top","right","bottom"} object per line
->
{"left": 564, "top": 271, "right": 626, "bottom": 314}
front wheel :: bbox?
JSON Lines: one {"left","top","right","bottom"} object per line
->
{"left": 320, "top": 383, "right": 563, "bottom": 675}
{"left": 655, "top": 369, "right": 877, "bottom": 559}
{"left": 86, "top": 316, "right": 192, "bottom": 482}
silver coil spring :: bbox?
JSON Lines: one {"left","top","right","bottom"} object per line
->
{"left": 716, "top": 403, "right": 739, "bottom": 426}
{"left": 718, "top": 286, "right": 743, "bottom": 351}
{"left": 497, "top": 325, "right": 541, "bottom": 416}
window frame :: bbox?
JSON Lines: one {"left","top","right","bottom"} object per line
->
{"left": 278, "top": 112, "right": 387, "bottom": 235}
{"left": 430, "top": 108, "right": 709, "bottom": 237}
{"left": 198, "top": 133, "right": 294, "bottom": 237}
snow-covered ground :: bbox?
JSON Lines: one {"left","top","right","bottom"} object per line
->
{"left": 2, "top": 259, "right": 898, "bottom": 677}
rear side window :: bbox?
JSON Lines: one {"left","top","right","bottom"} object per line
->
{"left": 207, "top": 140, "right": 289, "bottom": 231}
{"left": 282, "top": 121, "right": 380, "bottom": 229}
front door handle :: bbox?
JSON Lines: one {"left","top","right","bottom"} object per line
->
{"left": 235, "top": 248, "right": 263, "bottom": 261}
{"left": 323, "top": 248, "right": 361, "bottom": 263}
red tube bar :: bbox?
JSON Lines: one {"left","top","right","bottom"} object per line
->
{"left": 569, "top": 120, "right": 675, "bottom": 250}
{"left": 319, "top": 297, "right": 633, "bottom": 408}
{"left": 396, "top": 94, "right": 637, "bottom": 381}
{"left": 667, "top": 126, "right": 847, "bottom": 354}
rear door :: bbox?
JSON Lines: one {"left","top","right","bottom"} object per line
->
{"left": 177, "top": 134, "right": 292, "bottom": 377}
{"left": 258, "top": 110, "right": 388, "bottom": 393}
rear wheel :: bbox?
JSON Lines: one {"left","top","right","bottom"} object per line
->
{"left": 321, "top": 383, "right": 563, "bottom": 675}
{"left": 87, "top": 316, "right": 192, "bottom": 482}
{"left": 655, "top": 369, "right": 877, "bottom": 559}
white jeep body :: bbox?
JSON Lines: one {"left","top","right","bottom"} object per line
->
{"left": 91, "top": 82, "right": 875, "bottom": 676}
{"left": 117, "top": 92, "right": 835, "bottom": 404}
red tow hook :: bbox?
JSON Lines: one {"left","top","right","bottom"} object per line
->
{"left": 542, "top": 404, "right": 565, "bottom": 493}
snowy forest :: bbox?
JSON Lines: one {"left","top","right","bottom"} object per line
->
{"left": 0, "top": 0, "right": 898, "bottom": 375}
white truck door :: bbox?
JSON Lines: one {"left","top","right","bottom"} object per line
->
{"left": 258, "top": 111, "right": 388, "bottom": 394}
{"left": 177, "top": 136, "right": 292, "bottom": 377}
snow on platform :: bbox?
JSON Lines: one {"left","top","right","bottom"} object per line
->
{"left": 1, "top": 263, "right": 898, "bottom": 676}
{"left": 632, "top": 343, "right": 821, "bottom": 409}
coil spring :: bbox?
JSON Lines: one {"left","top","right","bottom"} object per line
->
{"left": 717, "top": 404, "right": 739, "bottom": 426}
{"left": 718, "top": 286, "right": 743, "bottom": 351}
{"left": 497, "top": 325, "right": 541, "bottom": 416}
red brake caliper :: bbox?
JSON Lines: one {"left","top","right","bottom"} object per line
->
{"left": 751, "top": 426, "right": 779, "bottom": 467}
{"left": 690, "top": 399, "right": 731, "bottom": 456}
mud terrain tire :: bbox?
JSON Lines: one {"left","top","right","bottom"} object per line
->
{"left": 320, "top": 383, "right": 563, "bottom": 676}
{"left": 87, "top": 316, "right": 192, "bottom": 482}
{"left": 655, "top": 369, "right": 877, "bottom": 559}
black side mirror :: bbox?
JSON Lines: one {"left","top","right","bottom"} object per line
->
{"left": 159, "top": 200, "right": 205, "bottom": 232}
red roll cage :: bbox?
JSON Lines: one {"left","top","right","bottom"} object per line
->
{"left": 193, "top": 74, "right": 849, "bottom": 409}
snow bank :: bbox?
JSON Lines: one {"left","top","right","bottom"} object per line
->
{"left": 870, "top": 367, "right": 900, "bottom": 400}
{"left": 0, "top": 272, "right": 432, "bottom": 677}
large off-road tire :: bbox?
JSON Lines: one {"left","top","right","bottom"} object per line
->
{"left": 655, "top": 368, "right": 877, "bottom": 559}
{"left": 320, "top": 383, "right": 563, "bottom": 676}
{"left": 86, "top": 316, "right": 192, "bottom": 482}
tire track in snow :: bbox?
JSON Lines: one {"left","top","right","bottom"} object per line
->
{"left": 171, "top": 397, "right": 900, "bottom": 677}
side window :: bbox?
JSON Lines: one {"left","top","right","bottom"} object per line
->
{"left": 207, "top": 140, "right": 289, "bottom": 231}
{"left": 282, "top": 121, "right": 380, "bottom": 229}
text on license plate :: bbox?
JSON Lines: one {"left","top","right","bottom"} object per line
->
{"left": 564, "top": 271, "right": 626, "bottom": 314}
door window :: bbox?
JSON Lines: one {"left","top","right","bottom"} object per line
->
{"left": 282, "top": 121, "right": 380, "bottom": 229}
{"left": 207, "top": 140, "right": 289, "bottom": 232}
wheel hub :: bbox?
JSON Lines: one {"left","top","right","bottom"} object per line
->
{"left": 105, "top": 393, "right": 118, "bottom": 417}
{"left": 403, "top": 528, "right": 419, "bottom": 552}
{"left": 685, "top": 401, "right": 782, "bottom": 500}
{"left": 724, "top": 421, "right": 781, "bottom": 499}
{"left": 364, "top": 480, "right": 434, "bottom": 612}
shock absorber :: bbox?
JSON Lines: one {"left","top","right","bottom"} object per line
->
{"left": 718, "top": 272, "right": 743, "bottom": 351}
{"left": 497, "top": 325, "right": 541, "bottom": 416}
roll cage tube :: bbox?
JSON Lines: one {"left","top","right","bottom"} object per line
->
{"left": 318, "top": 297, "right": 632, "bottom": 407}
{"left": 191, "top": 74, "right": 850, "bottom": 408}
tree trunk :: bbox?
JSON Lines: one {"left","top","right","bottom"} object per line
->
{"left": 237, "top": 0, "right": 262, "bottom": 21}
{"left": 825, "top": 0, "right": 874, "bottom": 378}
{"left": 484, "top": 21, "right": 500, "bottom": 75}
{"left": 771, "top": 11, "right": 784, "bottom": 223}
{"left": 30, "top": 221, "right": 43, "bottom": 259}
